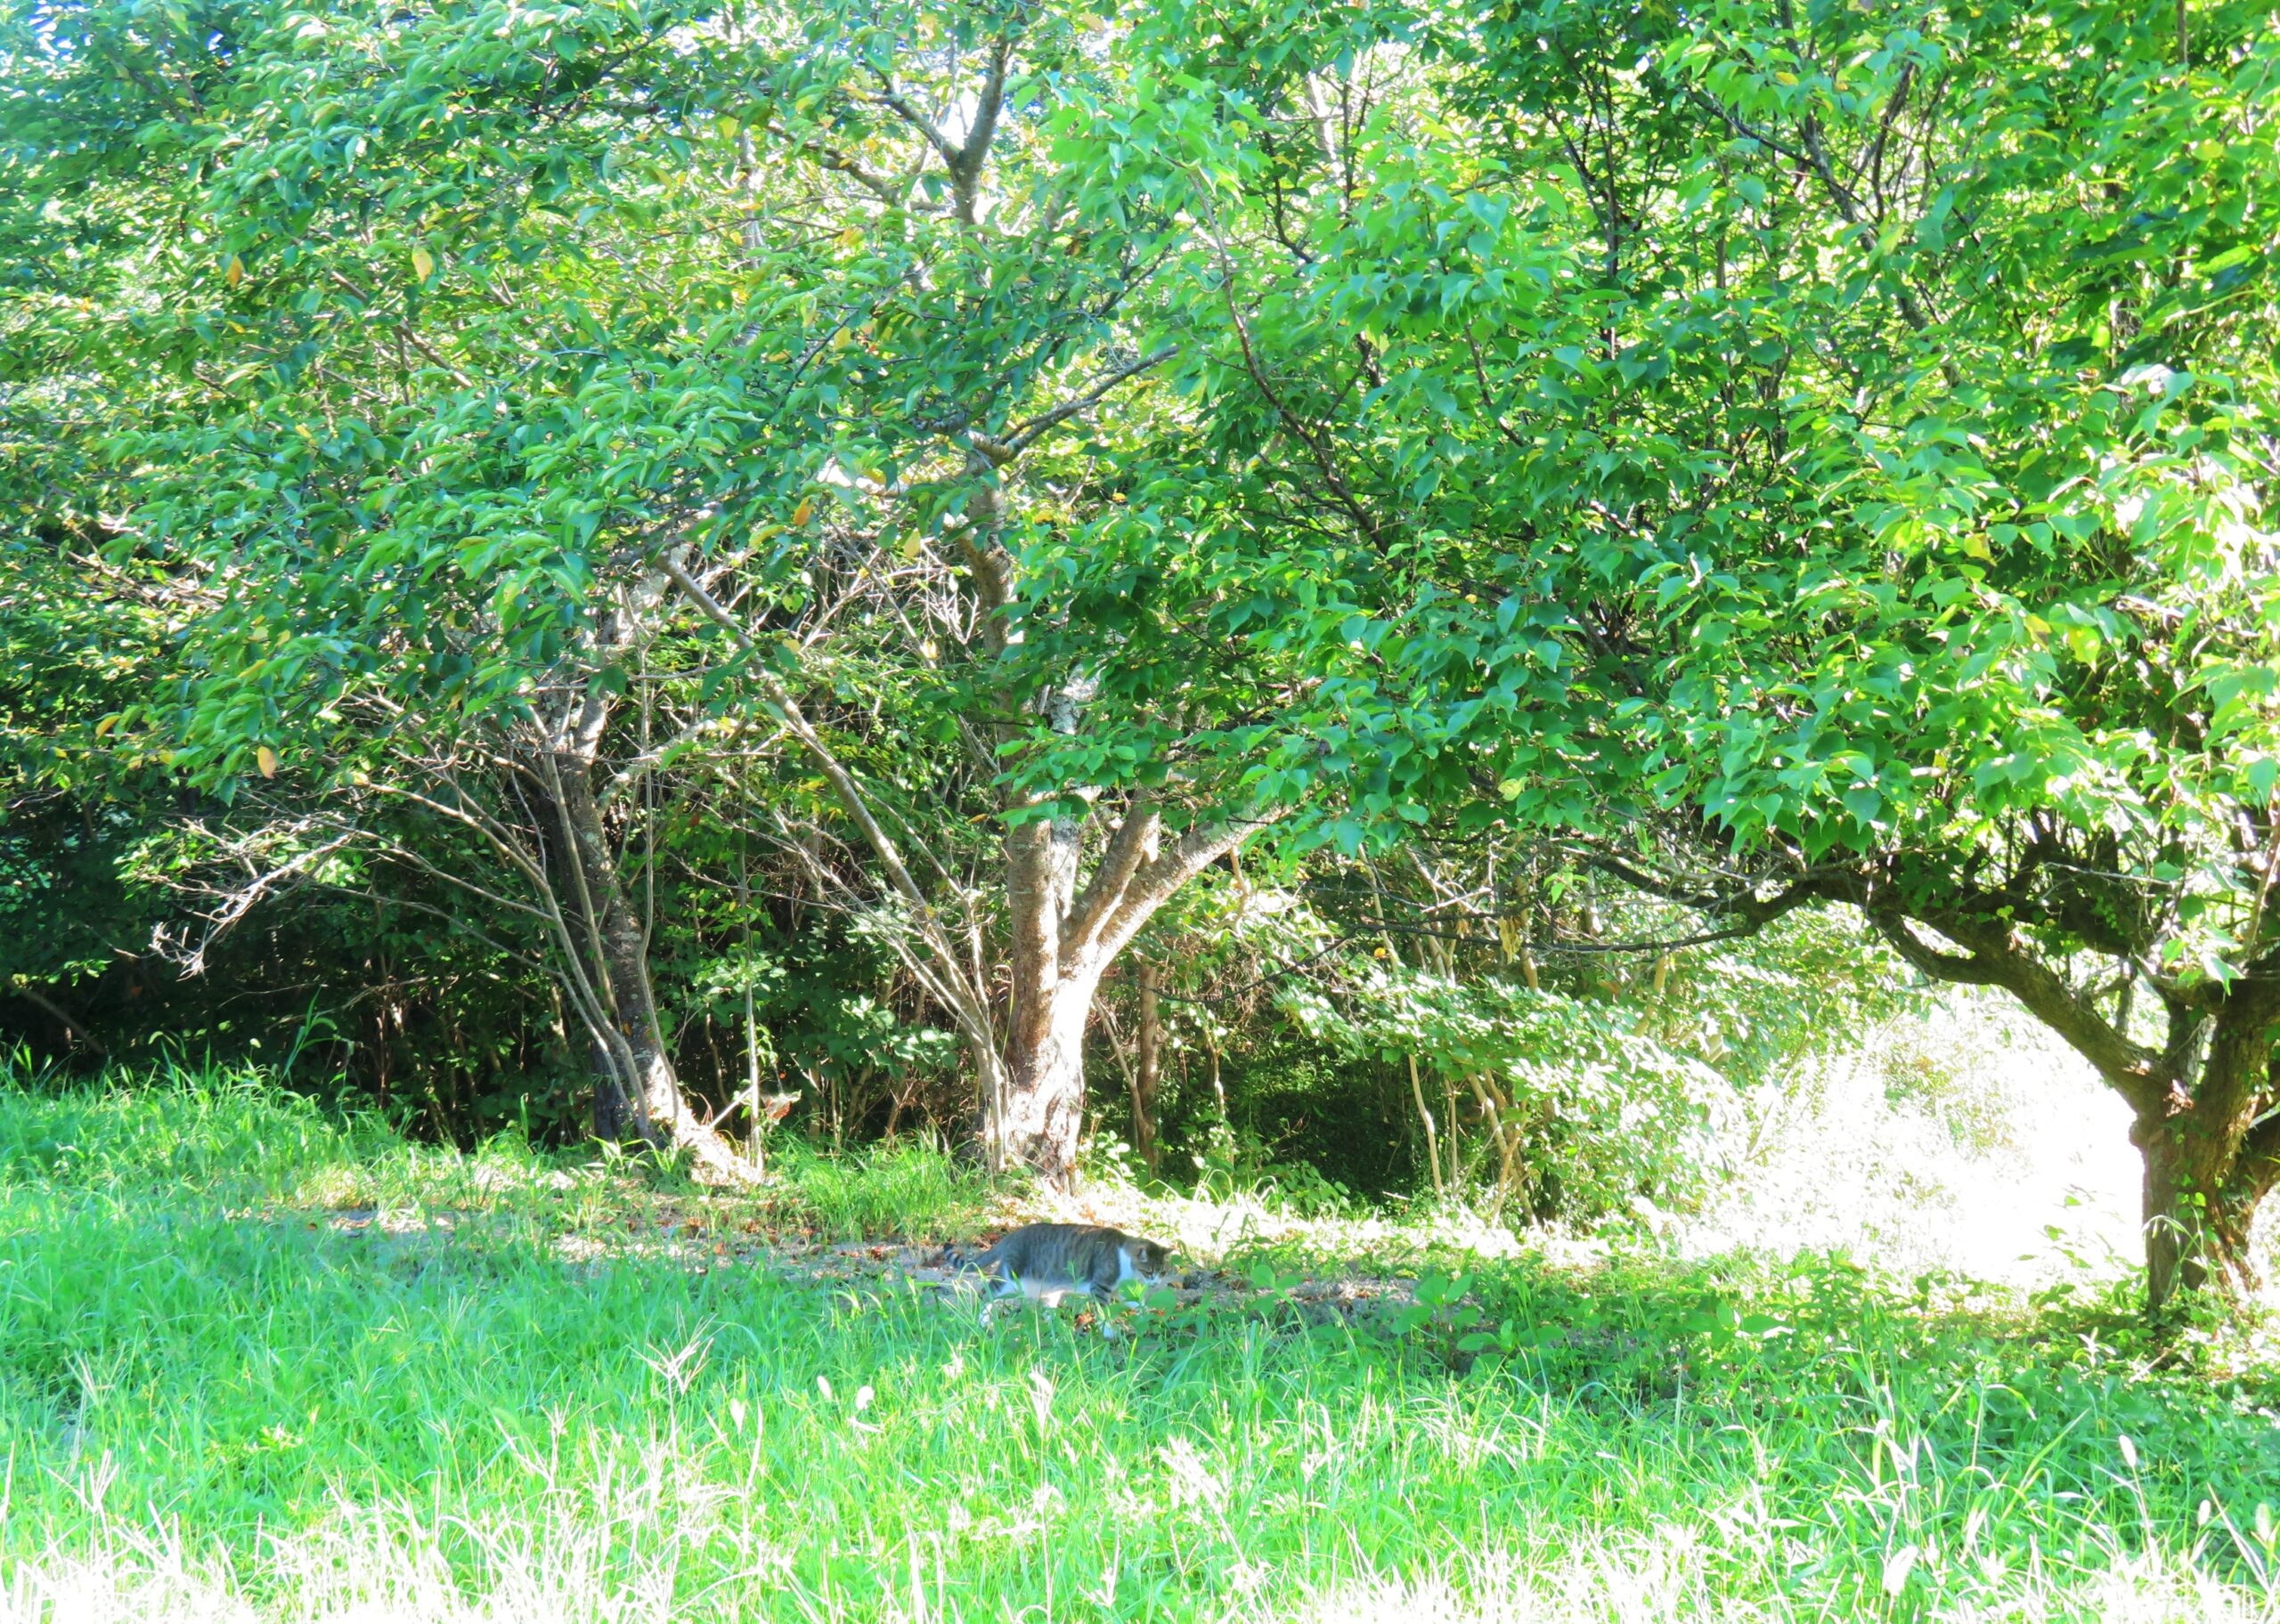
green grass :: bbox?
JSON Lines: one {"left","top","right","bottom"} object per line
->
{"left": 2, "top": 1067, "right": 2278, "bottom": 1621}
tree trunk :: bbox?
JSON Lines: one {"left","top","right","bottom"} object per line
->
{"left": 1868, "top": 905, "right": 2278, "bottom": 1320}
{"left": 588, "top": 808, "right": 680, "bottom": 1144}
{"left": 1001, "top": 963, "right": 1100, "bottom": 1188}
{"left": 1406, "top": 1054, "right": 1445, "bottom": 1200}
{"left": 551, "top": 747, "right": 758, "bottom": 1182}
{"left": 2131, "top": 1008, "right": 2276, "bottom": 1316}
{"left": 2137, "top": 1119, "right": 2207, "bottom": 1314}
{"left": 2133, "top": 1112, "right": 2259, "bottom": 1314}
{"left": 987, "top": 800, "right": 1247, "bottom": 1185}
{"left": 590, "top": 1032, "right": 639, "bottom": 1140}
{"left": 1133, "top": 961, "right": 1162, "bottom": 1176}
{"left": 996, "top": 812, "right": 1086, "bottom": 1182}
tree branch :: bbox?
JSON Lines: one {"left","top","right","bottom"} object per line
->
{"left": 1870, "top": 908, "right": 2166, "bottom": 1114}
{"left": 1062, "top": 797, "right": 1161, "bottom": 954}
{"left": 6, "top": 984, "right": 106, "bottom": 1056}
{"left": 1577, "top": 847, "right": 1834, "bottom": 931}
{"left": 967, "top": 345, "right": 1179, "bottom": 463}
{"left": 657, "top": 550, "right": 1001, "bottom": 1053}
{"left": 1096, "top": 821, "right": 1252, "bottom": 962}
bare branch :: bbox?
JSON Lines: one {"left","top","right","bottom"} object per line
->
{"left": 1870, "top": 908, "right": 2165, "bottom": 1113}
{"left": 967, "top": 345, "right": 1179, "bottom": 463}
{"left": 657, "top": 550, "right": 1001, "bottom": 1052}
{"left": 1063, "top": 797, "right": 1161, "bottom": 953}
{"left": 160, "top": 826, "right": 362, "bottom": 976}
{"left": 6, "top": 984, "right": 107, "bottom": 1056}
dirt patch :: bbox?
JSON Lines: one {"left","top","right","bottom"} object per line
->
{"left": 275, "top": 1204, "right": 1446, "bottom": 1329}
{"left": 639, "top": 1228, "right": 1430, "bottom": 1328}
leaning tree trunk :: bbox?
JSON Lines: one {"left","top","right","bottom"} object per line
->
{"left": 1867, "top": 903, "right": 2280, "bottom": 1319}
{"left": 554, "top": 761, "right": 758, "bottom": 1181}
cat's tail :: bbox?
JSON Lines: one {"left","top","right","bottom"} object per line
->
{"left": 943, "top": 1238, "right": 1006, "bottom": 1276}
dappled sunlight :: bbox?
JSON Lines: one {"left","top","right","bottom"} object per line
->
{"left": 1292, "top": 1540, "right": 2280, "bottom": 1624}
{"left": 1685, "top": 996, "right": 2147, "bottom": 1291}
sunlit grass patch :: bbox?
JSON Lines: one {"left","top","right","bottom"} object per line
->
{"left": 2, "top": 1061, "right": 2278, "bottom": 1622}
{"left": 0, "top": 1060, "right": 377, "bottom": 1203}
{"left": 760, "top": 1134, "right": 1004, "bottom": 1241}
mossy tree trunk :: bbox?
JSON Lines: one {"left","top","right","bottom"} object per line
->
{"left": 1874, "top": 904, "right": 2280, "bottom": 1318}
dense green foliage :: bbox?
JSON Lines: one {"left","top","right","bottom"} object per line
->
{"left": 3, "top": 1069, "right": 2278, "bottom": 1620}
{"left": 4, "top": 0, "right": 2277, "bottom": 1299}
{"left": 11, "top": 3, "right": 2280, "bottom": 1616}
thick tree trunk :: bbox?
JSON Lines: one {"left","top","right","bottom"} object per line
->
{"left": 2137, "top": 1118, "right": 2214, "bottom": 1312}
{"left": 987, "top": 802, "right": 1247, "bottom": 1185}
{"left": 2131, "top": 1009, "right": 2276, "bottom": 1315}
{"left": 1001, "top": 963, "right": 1101, "bottom": 1187}
{"left": 1869, "top": 905, "right": 2279, "bottom": 1319}
{"left": 2134, "top": 1111, "right": 2263, "bottom": 1314}
{"left": 997, "top": 811, "right": 1095, "bottom": 1185}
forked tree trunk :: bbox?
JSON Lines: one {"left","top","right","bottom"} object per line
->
{"left": 659, "top": 426, "right": 1238, "bottom": 1186}
{"left": 987, "top": 806, "right": 1245, "bottom": 1186}
{"left": 566, "top": 774, "right": 757, "bottom": 1181}
{"left": 532, "top": 721, "right": 758, "bottom": 1183}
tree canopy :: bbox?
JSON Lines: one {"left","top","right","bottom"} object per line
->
{"left": 4, "top": 0, "right": 2276, "bottom": 1309}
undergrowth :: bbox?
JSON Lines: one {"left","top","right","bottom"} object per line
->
{"left": 1, "top": 1063, "right": 2277, "bottom": 1622}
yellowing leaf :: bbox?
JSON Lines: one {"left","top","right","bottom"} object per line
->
{"left": 792, "top": 498, "right": 814, "bottom": 526}
{"left": 1960, "top": 532, "right": 1993, "bottom": 562}
{"left": 256, "top": 746, "right": 279, "bottom": 778}
{"left": 411, "top": 247, "right": 436, "bottom": 281}
{"left": 836, "top": 226, "right": 864, "bottom": 250}
{"left": 224, "top": 255, "right": 244, "bottom": 288}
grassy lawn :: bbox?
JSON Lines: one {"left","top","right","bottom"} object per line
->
{"left": 2, "top": 1069, "right": 2277, "bottom": 1621}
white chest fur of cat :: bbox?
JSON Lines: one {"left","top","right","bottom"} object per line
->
{"left": 964, "top": 1223, "right": 1171, "bottom": 1320}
